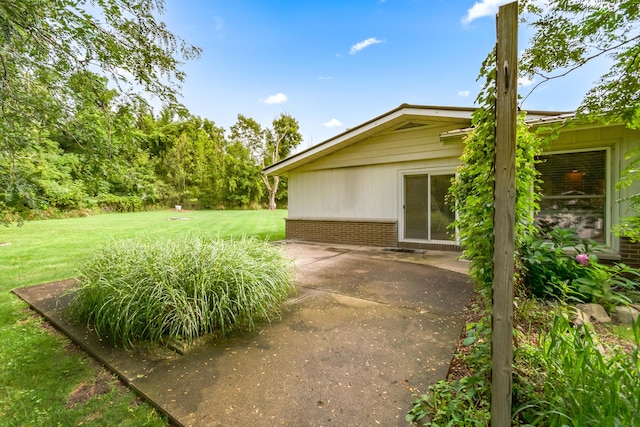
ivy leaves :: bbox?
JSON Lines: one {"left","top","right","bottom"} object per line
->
{"left": 449, "top": 47, "right": 543, "bottom": 301}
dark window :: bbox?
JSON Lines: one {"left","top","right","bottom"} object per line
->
{"left": 536, "top": 150, "right": 606, "bottom": 243}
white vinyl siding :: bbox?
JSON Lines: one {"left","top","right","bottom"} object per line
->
{"left": 296, "top": 124, "right": 463, "bottom": 172}
{"left": 288, "top": 158, "right": 462, "bottom": 220}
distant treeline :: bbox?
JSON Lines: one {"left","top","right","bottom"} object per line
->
{"left": 1, "top": 71, "right": 301, "bottom": 221}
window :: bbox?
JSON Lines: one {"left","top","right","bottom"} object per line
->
{"left": 536, "top": 150, "right": 606, "bottom": 243}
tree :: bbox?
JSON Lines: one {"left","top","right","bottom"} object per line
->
{"left": 222, "top": 141, "right": 264, "bottom": 207}
{"left": 520, "top": 0, "right": 640, "bottom": 124}
{"left": 0, "top": 0, "right": 200, "bottom": 223}
{"left": 230, "top": 113, "right": 302, "bottom": 210}
{"left": 519, "top": 0, "right": 640, "bottom": 240}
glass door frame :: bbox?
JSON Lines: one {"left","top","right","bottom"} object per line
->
{"left": 398, "top": 168, "right": 459, "bottom": 245}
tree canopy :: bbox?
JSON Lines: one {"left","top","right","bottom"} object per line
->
{"left": 520, "top": 0, "right": 640, "bottom": 123}
{"left": 230, "top": 113, "right": 302, "bottom": 210}
{"left": 0, "top": 0, "right": 200, "bottom": 222}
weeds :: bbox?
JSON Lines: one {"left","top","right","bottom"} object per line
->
{"left": 515, "top": 313, "right": 640, "bottom": 426}
{"left": 407, "top": 315, "right": 492, "bottom": 426}
{"left": 408, "top": 299, "right": 640, "bottom": 426}
{"left": 66, "top": 235, "right": 295, "bottom": 348}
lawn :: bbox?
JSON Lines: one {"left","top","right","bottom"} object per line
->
{"left": 0, "top": 209, "right": 286, "bottom": 426}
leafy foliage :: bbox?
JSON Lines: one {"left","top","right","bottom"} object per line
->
{"left": 615, "top": 111, "right": 640, "bottom": 241}
{"left": 67, "top": 235, "right": 295, "bottom": 348}
{"left": 420, "top": 3, "right": 640, "bottom": 425}
{"left": 521, "top": 226, "right": 640, "bottom": 309}
{"left": 515, "top": 312, "right": 640, "bottom": 426}
{"left": 0, "top": 0, "right": 201, "bottom": 223}
{"left": 407, "top": 316, "right": 492, "bottom": 426}
{"left": 230, "top": 113, "right": 302, "bottom": 210}
{"left": 0, "top": 64, "right": 301, "bottom": 221}
{"left": 448, "top": 50, "right": 543, "bottom": 301}
{"left": 520, "top": 0, "right": 640, "bottom": 124}
{"left": 520, "top": 0, "right": 640, "bottom": 241}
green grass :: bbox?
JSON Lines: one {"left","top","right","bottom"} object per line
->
{"left": 0, "top": 209, "right": 286, "bottom": 426}
{"left": 610, "top": 323, "right": 638, "bottom": 342}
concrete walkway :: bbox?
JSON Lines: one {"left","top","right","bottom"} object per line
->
{"left": 13, "top": 242, "right": 472, "bottom": 427}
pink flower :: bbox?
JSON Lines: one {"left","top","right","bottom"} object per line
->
{"left": 576, "top": 253, "right": 589, "bottom": 266}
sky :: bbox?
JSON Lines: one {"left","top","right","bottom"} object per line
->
{"left": 158, "top": 0, "right": 611, "bottom": 149}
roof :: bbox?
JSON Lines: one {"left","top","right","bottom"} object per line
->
{"left": 263, "top": 104, "right": 570, "bottom": 175}
{"left": 439, "top": 112, "right": 578, "bottom": 141}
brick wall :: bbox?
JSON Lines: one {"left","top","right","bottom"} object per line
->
{"left": 285, "top": 218, "right": 398, "bottom": 247}
{"left": 619, "top": 236, "right": 640, "bottom": 268}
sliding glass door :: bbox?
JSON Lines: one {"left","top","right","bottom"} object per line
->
{"left": 403, "top": 173, "right": 455, "bottom": 242}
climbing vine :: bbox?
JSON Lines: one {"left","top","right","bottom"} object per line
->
{"left": 447, "top": 49, "right": 544, "bottom": 302}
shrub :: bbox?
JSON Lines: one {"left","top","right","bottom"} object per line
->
{"left": 520, "top": 226, "right": 640, "bottom": 308}
{"left": 96, "top": 194, "right": 146, "bottom": 212}
{"left": 66, "top": 235, "right": 295, "bottom": 348}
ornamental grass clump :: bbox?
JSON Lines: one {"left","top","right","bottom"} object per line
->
{"left": 66, "top": 235, "right": 295, "bottom": 348}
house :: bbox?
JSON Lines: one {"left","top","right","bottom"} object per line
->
{"left": 263, "top": 104, "right": 640, "bottom": 266}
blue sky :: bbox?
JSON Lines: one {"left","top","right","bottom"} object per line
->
{"left": 160, "top": 0, "right": 609, "bottom": 149}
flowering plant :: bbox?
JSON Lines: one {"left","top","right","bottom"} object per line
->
{"left": 575, "top": 253, "right": 589, "bottom": 266}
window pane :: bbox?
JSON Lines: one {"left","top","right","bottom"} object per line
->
{"left": 536, "top": 151, "right": 606, "bottom": 242}
{"left": 430, "top": 174, "right": 455, "bottom": 241}
{"left": 405, "top": 175, "right": 429, "bottom": 239}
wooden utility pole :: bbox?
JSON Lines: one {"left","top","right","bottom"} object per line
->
{"left": 492, "top": 2, "right": 518, "bottom": 426}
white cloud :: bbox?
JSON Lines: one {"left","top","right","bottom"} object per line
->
{"left": 318, "top": 75, "right": 333, "bottom": 80}
{"left": 260, "top": 93, "right": 288, "bottom": 105}
{"left": 458, "top": 90, "right": 471, "bottom": 97}
{"left": 323, "top": 118, "right": 343, "bottom": 128}
{"left": 213, "top": 16, "right": 224, "bottom": 32}
{"left": 462, "top": 0, "right": 510, "bottom": 24}
{"left": 349, "top": 37, "right": 383, "bottom": 54}
{"left": 518, "top": 77, "right": 534, "bottom": 87}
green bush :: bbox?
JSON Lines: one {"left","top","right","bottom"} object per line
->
{"left": 520, "top": 226, "right": 640, "bottom": 308}
{"left": 66, "top": 235, "right": 295, "bottom": 348}
{"left": 96, "top": 194, "right": 146, "bottom": 212}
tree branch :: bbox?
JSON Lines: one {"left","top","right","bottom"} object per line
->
{"left": 520, "top": 33, "right": 640, "bottom": 107}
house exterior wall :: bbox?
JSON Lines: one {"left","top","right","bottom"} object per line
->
{"left": 295, "top": 123, "right": 462, "bottom": 172}
{"left": 288, "top": 124, "right": 464, "bottom": 220}
{"left": 285, "top": 218, "right": 397, "bottom": 247}
{"left": 544, "top": 124, "right": 640, "bottom": 253}
{"left": 284, "top": 121, "right": 640, "bottom": 262}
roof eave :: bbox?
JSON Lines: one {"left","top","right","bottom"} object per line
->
{"left": 264, "top": 104, "right": 477, "bottom": 175}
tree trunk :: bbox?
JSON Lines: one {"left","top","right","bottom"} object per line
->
{"left": 263, "top": 174, "right": 279, "bottom": 210}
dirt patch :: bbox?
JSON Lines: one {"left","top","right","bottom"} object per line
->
{"left": 66, "top": 369, "right": 113, "bottom": 408}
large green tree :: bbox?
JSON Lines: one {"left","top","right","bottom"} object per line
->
{"left": 230, "top": 113, "right": 302, "bottom": 210}
{"left": 0, "top": 0, "right": 200, "bottom": 223}
{"left": 520, "top": 0, "right": 640, "bottom": 240}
